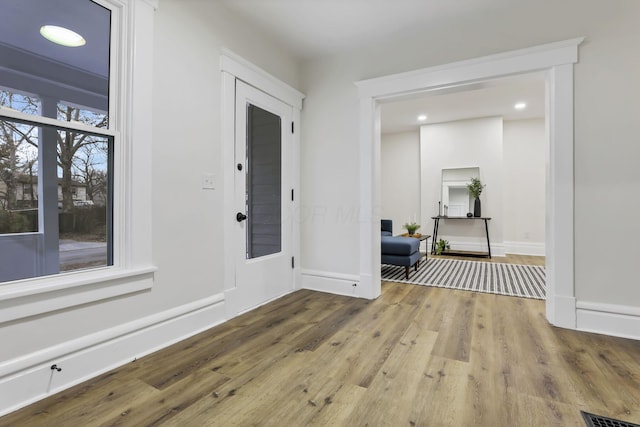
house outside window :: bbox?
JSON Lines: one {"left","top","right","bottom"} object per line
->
{"left": 0, "top": 0, "right": 113, "bottom": 281}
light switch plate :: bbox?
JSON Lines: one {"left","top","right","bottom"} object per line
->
{"left": 202, "top": 173, "right": 215, "bottom": 189}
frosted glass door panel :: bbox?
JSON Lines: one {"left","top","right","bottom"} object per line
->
{"left": 246, "top": 104, "right": 282, "bottom": 259}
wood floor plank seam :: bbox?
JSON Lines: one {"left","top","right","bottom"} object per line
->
{"left": 2, "top": 276, "right": 640, "bottom": 426}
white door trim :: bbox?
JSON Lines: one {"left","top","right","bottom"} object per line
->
{"left": 355, "top": 38, "right": 584, "bottom": 329}
{"left": 221, "top": 50, "right": 304, "bottom": 319}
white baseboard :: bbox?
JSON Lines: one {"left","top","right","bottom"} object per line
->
{"left": 447, "top": 241, "right": 506, "bottom": 257}
{"left": 503, "top": 241, "right": 546, "bottom": 256}
{"left": 0, "top": 293, "right": 227, "bottom": 417}
{"left": 550, "top": 294, "right": 577, "bottom": 329}
{"left": 301, "top": 269, "right": 365, "bottom": 298}
{"left": 576, "top": 301, "right": 640, "bottom": 341}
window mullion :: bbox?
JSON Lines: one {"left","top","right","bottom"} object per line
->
{"left": 39, "top": 97, "right": 60, "bottom": 276}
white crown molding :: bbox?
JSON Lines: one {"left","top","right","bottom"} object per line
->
{"left": 356, "top": 37, "right": 585, "bottom": 99}
{"left": 220, "top": 48, "right": 305, "bottom": 109}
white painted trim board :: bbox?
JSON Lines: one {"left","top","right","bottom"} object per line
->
{"left": 0, "top": 294, "right": 226, "bottom": 417}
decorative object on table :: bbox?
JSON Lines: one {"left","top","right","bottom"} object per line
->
{"left": 466, "top": 212, "right": 473, "bottom": 218}
{"left": 400, "top": 232, "right": 423, "bottom": 238}
{"left": 467, "top": 177, "right": 485, "bottom": 217}
{"left": 435, "top": 239, "right": 450, "bottom": 255}
{"left": 403, "top": 221, "right": 420, "bottom": 235}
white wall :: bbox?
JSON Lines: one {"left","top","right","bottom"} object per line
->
{"left": 0, "top": 0, "right": 300, "bottom": 359}
{"left": 0, "top": 0, "right": 301, "bottom": 414}
{"left": 380, "top": 132, "right": 420, "bottom": 235}
{"left": 503, "top": 119, "right": 546, "bottom": 254}
{"left": 300, "top": 0, "right": 640, "bottom": 311}
{"left": 381, "top": 119, "right": 546, "bottom": 257}
{"left": 420, "top": 117, "right": 503, "bottom": 253}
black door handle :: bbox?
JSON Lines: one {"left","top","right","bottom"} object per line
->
{"left": 236, "top": 212, "right": 247, "bottom": 222}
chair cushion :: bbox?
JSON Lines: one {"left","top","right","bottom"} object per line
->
{"left": 381, "top": 236, "right": 419, "bottom": 256}
{"left": 381, "top": 251, "right": 421, "bottom": 267}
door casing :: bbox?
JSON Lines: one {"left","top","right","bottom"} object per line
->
{"left": 221, "top": 50, "right": 304, "bottom": 318}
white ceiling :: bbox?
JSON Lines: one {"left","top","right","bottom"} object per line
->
{"left": 380, "top": 73, "right": 546, "bottom": 134}
{"left": 0, "top": 0, "right": 545, "bottom": 129}
{"left": 220, "top": 0, "right": 546, "bottom": 133}
{"left": 220, "top": 0, "right": 513, "bottom": 60}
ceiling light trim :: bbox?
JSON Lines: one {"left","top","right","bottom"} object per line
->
{"left": 40, "top": 25, "right": 86, "bottom": 47}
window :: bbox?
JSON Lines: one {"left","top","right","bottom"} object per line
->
{"left": 0, "top": 0, "right": 113, "bottom": 282}
{"left": 0, "top": 0, "right": 155, "bottom": 323}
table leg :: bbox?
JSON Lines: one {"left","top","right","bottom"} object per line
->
{"left": 431, "top": 218, "right": 439, "bottom": 255}
{"left": 484, "top": 219, "right": 491, "bottom": 258}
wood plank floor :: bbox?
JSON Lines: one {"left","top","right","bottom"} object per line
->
{"left": 2, "top": 281, "right": 639, "bottom": 426}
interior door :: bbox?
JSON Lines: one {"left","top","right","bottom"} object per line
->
{"left": 232, "top": 80, "right": 293, "bottom": 313}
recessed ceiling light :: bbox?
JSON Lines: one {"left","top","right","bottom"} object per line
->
{"left": 417, "top": 114, "right": 427, "bottom": 121}
{"left": 40, "top": 25, "right": 86, "bottom": 47}
{"left": 514, "top": 102, "right": 527, "bottom": 110}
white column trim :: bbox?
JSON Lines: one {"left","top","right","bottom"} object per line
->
{"left": 545, "top": 64, "right": 576, "bottom": 328}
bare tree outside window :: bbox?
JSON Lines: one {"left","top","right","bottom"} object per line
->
{"left": 0, "top": 90, "right": 39, "bottom": 232}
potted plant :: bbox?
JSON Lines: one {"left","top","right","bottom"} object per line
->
{"left": 435, "top": 239, "right": 450, "bottom": 255}
{"left": 403, "top": 222, "right": 420, "bottom": 236}
{"left": 467, "top": 177, "right": 485, "bottom": 217}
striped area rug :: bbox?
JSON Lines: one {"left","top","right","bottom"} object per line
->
{"left": 381, "top": 257, "right": 546, "bottom": 300}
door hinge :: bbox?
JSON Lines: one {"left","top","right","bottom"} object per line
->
{"left": 291, "top": 188, "right": 294, "bottom": 201}
{"left": 291, "top": 256, "right": 295, "bottom": 269}
{"left": 291, "top": 121, "right": 294, "bottom": 133}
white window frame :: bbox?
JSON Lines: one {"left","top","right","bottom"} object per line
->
{"left": 0, "top": 0, "right": 158, "bottom": 324}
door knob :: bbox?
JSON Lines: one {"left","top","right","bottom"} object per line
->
{"left": 236, "top": 212, "right": 248, "bottom": 222}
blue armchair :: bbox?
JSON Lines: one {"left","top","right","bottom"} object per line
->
{"left": 381, "top": 219, "right": 422, "bottom": 279}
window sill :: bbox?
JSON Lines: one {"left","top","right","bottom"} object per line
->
{"left": 0, "top": 266, "right": 157, "bottom": 324}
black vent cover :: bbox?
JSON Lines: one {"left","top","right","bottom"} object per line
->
{"left": 582, "top": 411, "right": 640, "bottom": 427}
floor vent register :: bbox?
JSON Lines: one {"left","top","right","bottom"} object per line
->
{"left": 582, "top": 411, "right": 640, "bottom": 427}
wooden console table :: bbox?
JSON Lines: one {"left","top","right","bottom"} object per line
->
{"left": 430, "top": 216, "right": 492, "bottom": 258}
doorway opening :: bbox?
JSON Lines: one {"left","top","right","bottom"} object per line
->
{"left": 378, "top": 72, "right": 547, "bottom": 296}
{"left": 356, "top": 38, "right": 583, "bottom": 329}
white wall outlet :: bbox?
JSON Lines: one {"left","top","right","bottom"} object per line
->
{"left": 202, "top": 173, "right": 215, "bottom": 189}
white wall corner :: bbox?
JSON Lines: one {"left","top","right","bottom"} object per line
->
{"left": 140, "top": 0, "right": 160, "bottom": 10}
{"left": 550, "top": 294, "right": 577, "bottom": 329}
{"left": 503, "top": 241, "right": 546, "bottom": 256}
{"left": 0, "top": 293, "right": 226, "bottom": 417}
{"left": 576, "top": 301, "right": 640, "bottom": 341}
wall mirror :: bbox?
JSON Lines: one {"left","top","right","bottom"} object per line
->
{"left": 441, "top": 167, "right": 479, "bottom": 216}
